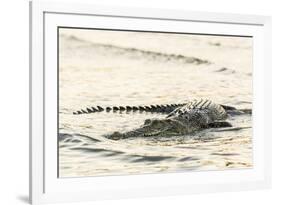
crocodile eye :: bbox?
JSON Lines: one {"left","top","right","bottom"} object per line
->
{"left": 144, "top": 119, "right": 152, "bottom": 125}
{"left": 151, "top": 119, "right": 159, "bottom": 125}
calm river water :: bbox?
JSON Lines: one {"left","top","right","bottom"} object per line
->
{"left": 59, "top": 29, "right": 252, "bottom": 177}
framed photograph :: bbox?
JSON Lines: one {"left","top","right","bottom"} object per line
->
{"left": 29, "top": 1, "right": 271, "bottom": 204}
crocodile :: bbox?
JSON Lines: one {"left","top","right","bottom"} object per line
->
{"left": 73, "top": 99, "right": 251, "bottom": 140}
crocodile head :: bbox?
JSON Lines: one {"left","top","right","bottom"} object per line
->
{"left": 105, "top": 118, "right": 189, "bottom": 140}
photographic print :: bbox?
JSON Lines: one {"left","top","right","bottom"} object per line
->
{"left": 58, "top": 28, "right": 253, "bottom": 178}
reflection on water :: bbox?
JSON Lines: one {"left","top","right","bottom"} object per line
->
{"left": 59, "top": 29, "right": 253, "bottom": 178}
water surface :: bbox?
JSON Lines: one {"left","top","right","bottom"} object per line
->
{"left": 59, "top": 29, "right": 252, "bottom": 177}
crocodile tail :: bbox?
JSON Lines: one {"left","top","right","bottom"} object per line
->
{"left": 72, "top": 103, "right": 184, "bottom": 115}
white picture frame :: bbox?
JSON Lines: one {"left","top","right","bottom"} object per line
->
{"left": 29, "top": 1, "right": 272, "bottom": 204}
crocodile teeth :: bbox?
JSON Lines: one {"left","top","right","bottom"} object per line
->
{"left": 144, "top": 130, "right": 161, "bottom": 137}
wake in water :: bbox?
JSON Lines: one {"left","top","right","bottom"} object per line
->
{"left": 63, "top": 34, "right": 210, "bottom": 65}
